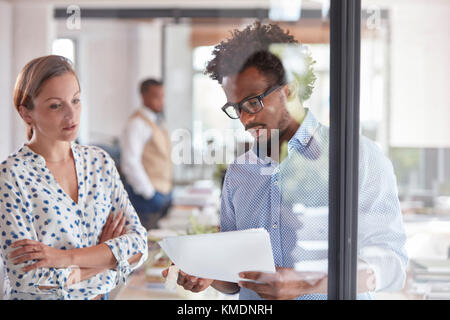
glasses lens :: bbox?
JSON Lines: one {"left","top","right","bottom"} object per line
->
{"left": 224, "top": 105, "right": 240, "bottom": 119}
{"left": 242, "top": 98, "right": 262, "bottom": 113}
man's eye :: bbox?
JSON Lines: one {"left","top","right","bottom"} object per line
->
{"left": 246, "top": 99, "right": 259, "bottom": 108}
{"left": 50, "top": 104, "right": 61, "bottom": 109}
{"left": 72, "top": 98, "right": 80, "bottom": 104}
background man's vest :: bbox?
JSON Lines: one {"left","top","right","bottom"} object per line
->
{"left": 129, "top": 110, "right": 173, "bottom": 194}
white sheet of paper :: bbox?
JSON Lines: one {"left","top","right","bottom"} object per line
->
{"left": 158, "top": 228, "right": 276, "bottom": 283}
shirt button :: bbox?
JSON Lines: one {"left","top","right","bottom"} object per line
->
{"left": 273, "top": 224, "right": 278, "bottom": 229}
{"left": 274, "top": 181, "right": 278, "bottom": 186}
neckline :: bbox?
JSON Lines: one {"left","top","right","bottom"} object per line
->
{"left": 22, "top": 142, "right": 81, "bottom": 206}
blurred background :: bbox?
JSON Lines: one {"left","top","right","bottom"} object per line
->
{"left": 0, "top": 0, "right": 449, "bottom": 299}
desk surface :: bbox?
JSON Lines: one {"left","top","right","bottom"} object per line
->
{"left": 114, "top": 267, "right": 238, "bottom": 300}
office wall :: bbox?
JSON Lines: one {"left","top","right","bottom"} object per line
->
{"left": 164, "top": 23, "right": 194, "bottom": 136}
{"left": 0, "top": 2, "right": 12, "bottom": 160}
{"left": 55, "top": 19, "right": 164, "bottom": 145}
{"left": 387, "top": 0, "right": 450, "bottom": 148}
{"left": 0, "top": 2, "right": 54, "bottom": 158}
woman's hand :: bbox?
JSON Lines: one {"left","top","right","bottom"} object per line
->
{"left": 9, "top": 239, "right": 72, "bottom": 272}
{"left": 99, "top": 211, "right": 127, "bottom": 243}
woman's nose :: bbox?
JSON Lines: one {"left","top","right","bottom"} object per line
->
{"left": 64, "top": 102, "right": 75, "bottom": 119}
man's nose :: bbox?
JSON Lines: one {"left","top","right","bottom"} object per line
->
{"left": 239, "top": 109, "right": 255, "bottom": 127}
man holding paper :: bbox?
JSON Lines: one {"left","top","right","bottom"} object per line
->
{"left": 164, "top": 22, "right": 407, "bottom": 300}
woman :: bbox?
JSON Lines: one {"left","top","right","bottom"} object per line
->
{"left": 0, "top": 55, "right": 148, "bottom": 300}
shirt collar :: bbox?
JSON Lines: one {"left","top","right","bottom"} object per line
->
{"left": 20, "top": 141, "right": 78, "bottom": 167}
{"left": 139, "top": 106, "right": 158, "bottom": 122}
{"left": 287, "top": 109, "right": 320, "bottom": 154}
{"left": 247, "top": 109, "right": 320, "bottom": 163}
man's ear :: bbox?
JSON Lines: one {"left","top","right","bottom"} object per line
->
{"left": 18, "top": 105, "right": 33, "bottom": 126}
{"left": 285, "top": 81, "right": 299, "bottom": 101}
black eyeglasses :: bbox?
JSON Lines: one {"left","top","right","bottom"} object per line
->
{"left": 221, "top": 85, "right": 283, "bottom": 119}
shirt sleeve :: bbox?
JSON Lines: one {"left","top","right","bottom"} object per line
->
{"left": 219, "top": 167, "right": 237, "bottom": 232}
{"left": 120, "top": 116, "right": 155, "bottom": 199}
{"left": 0, "top": 177, "right": 73, "bottom": 299}
{"left": 357, "top": 138, "right": 409, "bottom": 293}
{"left": 102, "top": 153, "right": 148, "bottom": 286}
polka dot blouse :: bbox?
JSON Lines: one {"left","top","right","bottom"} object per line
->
{"left": 0, "top": 143, "right": 148, "bottom": 300}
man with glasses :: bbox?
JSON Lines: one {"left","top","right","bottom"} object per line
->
{"left": 164, "top": 22, "right": 407, "bottom": 300}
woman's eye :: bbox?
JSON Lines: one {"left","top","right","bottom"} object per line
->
{"left": 72, "top": 98, "right": 80, "bottom": 104}
{"left": 49, "top": 103, "right": 61, "bottom": 109}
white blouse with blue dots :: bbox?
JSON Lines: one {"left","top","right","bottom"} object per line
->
{"left": 0, "top": 143, "right": 148, "bottom": 300}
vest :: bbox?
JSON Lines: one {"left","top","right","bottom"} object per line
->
{"left": 129, "top": 110, "right": 173, "bottom": 194}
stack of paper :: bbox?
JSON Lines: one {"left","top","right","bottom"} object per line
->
{"left": 159, "top": 228, "right": 276, "bottom": 283}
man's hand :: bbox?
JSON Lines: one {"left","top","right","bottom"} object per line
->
{"left": 9, "top": 239, "right": 72, "bottom": 272}
{"left": 99, "top": 211, "right": 127, "bottom": 243}
{"left": 238, "top": 267, "right": 327, "bottom": 300}
{"left": 162, "top": 267, "right": 213, "bottom": 293}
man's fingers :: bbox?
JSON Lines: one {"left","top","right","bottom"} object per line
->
{"left": 182, "top": 276, "right": 198, "bottom": 291}
{"left": 238, "top": 281, "right": 271, "bottom": 295}
{"left": 239, "top": 271, "right": 263, "bottom": 281}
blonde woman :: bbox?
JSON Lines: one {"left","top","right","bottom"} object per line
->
{"left": 0, "top": 55, "right": 148, "bottom": 300}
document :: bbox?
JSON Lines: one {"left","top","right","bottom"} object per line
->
{"left": 158, "top": 228, "right": 276, "bottom": 283}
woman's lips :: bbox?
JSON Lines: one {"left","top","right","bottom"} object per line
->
{"left": 63, "top": 124, "right": 78, "bottom": 131}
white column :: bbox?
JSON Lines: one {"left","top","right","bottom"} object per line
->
{"left": 164, "top": 23, "right": 193, "bottom": 135}
{"left": 136, "top": 20, "right": 163, "bottom": 81}
{"left": 0, "top": 1, "right": 12, "bottom": 160}
{"left": 11, "top": 3, "right": 55, "bottom": 151}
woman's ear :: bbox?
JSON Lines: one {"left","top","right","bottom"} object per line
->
{"left": 18, "top": 105, "right": 33, "bottom": 126}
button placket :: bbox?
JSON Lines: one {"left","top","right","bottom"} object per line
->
{"left": 270, "top": 170, "right": 283, "bottom": 265}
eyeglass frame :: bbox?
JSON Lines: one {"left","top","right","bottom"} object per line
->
{"left": 221, "top": 84, "right": 285, "bottom": 119}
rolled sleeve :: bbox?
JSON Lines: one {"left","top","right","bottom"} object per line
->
{"left": 104, "top": 156, "right": 148, "bottom": 285}
{"left": 6, "top": 263, "right": 73, "bottom": 299}
{"left": 357, "top": 138, "right": 408, "bottom": 293}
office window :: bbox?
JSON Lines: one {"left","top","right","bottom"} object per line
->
{"left": 52, "top": 38, "right": 75, "bottom": 65}
{"left": 359, "top": 0, "right": 450, "bottom": 299}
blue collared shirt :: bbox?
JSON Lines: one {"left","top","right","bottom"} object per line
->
{"left": 220, "top": 110, "right": 408, "bottom": 300}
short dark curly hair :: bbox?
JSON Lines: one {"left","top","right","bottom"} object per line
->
{"left": 205, "top": 21, "right": 298, "bottom": 86}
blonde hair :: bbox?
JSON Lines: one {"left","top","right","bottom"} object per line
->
{"left": 13, "top": 55, "right": 79, "bottom": 140}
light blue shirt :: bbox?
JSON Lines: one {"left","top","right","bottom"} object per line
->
{"left": 220, "top": 110, "right": 408, "bottom": 300}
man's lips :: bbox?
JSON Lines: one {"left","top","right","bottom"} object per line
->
{"left": 246, "top": 125, "right": 267, "bottom": 138}
{"left": 245, "top": 123, "right": 266, "bottom": 131}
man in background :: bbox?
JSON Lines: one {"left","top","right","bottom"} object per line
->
{"left": 121, "top": 79, "right": 173, "bottom": 230}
